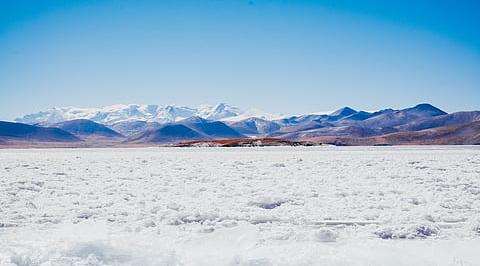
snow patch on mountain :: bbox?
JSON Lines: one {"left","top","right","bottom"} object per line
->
{"left": 223, "top": 108, "right": 280, "bottom": 122}
{"left": 196, "top": 103, "right": 242, "bottom": 121}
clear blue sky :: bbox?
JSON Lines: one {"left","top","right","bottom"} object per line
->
{"left": 1, "top": 0, "right": 479, "bottom": 120}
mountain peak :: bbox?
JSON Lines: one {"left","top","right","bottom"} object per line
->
{"left": 214, "top": 102, "right": 227, "bottom": 110}
{"left": 14, "top": 103, "right": 450, "bottom": 128}
{"left": 179, "top": 116, "right": 208, "bottom": 124}
{"left": 410, "top": 103, "right": 447, "bottom": 116}
{"left": 330, "top": 107, "right": 357, "bottom": 117}
{"left": 52, "top": 119, "right": 123, "bottom": 137}
{"left": 196, "top": 103, "right": 242, "bottom": 121}
{"left": 16, "top": 103, "right": 243, "bottom": 125}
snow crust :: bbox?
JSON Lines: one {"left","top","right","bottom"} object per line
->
{"left": 1, "top": 146, "right": 479, "bottom": 265}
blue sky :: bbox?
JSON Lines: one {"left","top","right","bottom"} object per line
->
{"left": 1, "top": 0, "right": 479, "bottom": 120}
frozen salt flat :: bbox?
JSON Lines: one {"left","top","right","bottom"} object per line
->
{"left": 1, "top": 146, "right": 479, "bottom": 266}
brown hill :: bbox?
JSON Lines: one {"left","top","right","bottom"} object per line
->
{"left": 174, "top": 138, "right": 313, "bottom": 147}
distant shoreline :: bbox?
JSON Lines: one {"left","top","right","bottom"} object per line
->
{"left": 1, "top": 139, "right": 478, "bottom": 149}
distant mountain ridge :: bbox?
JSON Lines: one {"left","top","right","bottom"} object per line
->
{"left": 307, "top": 121, "right": 480, "bottom": 146}
{"left": 15, "top": 103, "right": 276, "bottom": 125}
{"left": 126, "top": 117, "right": 245, "bottom": 144}
{"left": 0, "top": 121, "right": 80, "bottom": 143}
{"left": 3, "top": 103, "right": 480, "bottom": 146}
{"left": 51, "top": 119, "right": 124, "bottom": 138}
{"left": 127, "top": 124, "right": 207, "bottom": 144}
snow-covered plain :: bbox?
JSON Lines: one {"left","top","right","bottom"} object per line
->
{"left": 1, "top": 146, "right": 479, "bottom": 266}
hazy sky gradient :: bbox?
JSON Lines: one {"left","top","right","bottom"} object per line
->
{"left": 1, "top": 0, "right": 479, "bottom": 120}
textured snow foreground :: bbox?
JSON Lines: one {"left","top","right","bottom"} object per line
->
{"left": 1, "top": 147, "right": 480, "bottom": 266}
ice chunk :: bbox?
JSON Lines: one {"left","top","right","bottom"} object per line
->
{"left": 248, "top": 197, "right": 288, "bottom": 209}
{"left": 313, "top": 229, "right": 338, "bottom": 242}
{"left": 375, "top": 224, "right": 439, "bottom": 239}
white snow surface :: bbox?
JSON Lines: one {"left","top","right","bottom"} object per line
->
{"left": 14, "top": 103, "right": 276, "bottom": 125}
{"left": 1, "top": 146, "right": 480, "bottom": 266}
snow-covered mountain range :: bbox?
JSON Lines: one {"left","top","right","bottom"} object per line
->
{"left": 4, "top": 103, "right": 480, "bottom": 146}
{"left": 15, "top": 103, "right": 278, "bottom": 125}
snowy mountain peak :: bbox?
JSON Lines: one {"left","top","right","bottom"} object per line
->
{"left": 196, "top": 103, "right": 243, "bottom": 121}
{"left": 330, "top": 107, "right": 357, "bottom": 117}
{"left": 15, "top": 103, "right": 273, "bottom": 125}
{"left": 222, "top": 108, "right": 280, "bottom": 122}
{"left": 179, "top": 116, "right": 208, "bottom": 124}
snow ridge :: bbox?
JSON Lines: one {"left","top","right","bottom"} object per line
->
{"left": 15, "top": 103, "right": 276, "bottom": 125}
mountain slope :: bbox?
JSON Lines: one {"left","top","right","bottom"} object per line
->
{"left": 381, "top": 121, "right": 480, "bottom": 145}
{"left": 179, "top": 117, "right": 245, "bottom": 139}
{"left": 398, "top": 111, "right": 480, "bottom": 132}
{"left": 328, "top": 107, "right": 357, "bottom": 119}
{"left": 360, "top": 104, "right": 447, "bottom": 129}
{"left": 126, "top": 124, "right": 207, "bottom": 144}
{"left": 110, "top": 121, "right": 161, "bottom": 136}
{"left": 307, "top": 121, "right": 480, "bottom": 145}
{"left": 274, "top": 125, "right": 385, "bottom": 140}
{"left": 196, "top": 103, "right": 242, "bottom": 121}
{"left": 229, "top": 117, "right": 280, "bottom": 135}
{"left": 125, "top": 116, "right": 245, "bottom": 144}
{"left": 0, "top": 121, "right": 81, "bottom": 143}
{"left": 51, "top": 119, "right": 123, "bottom": 138}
